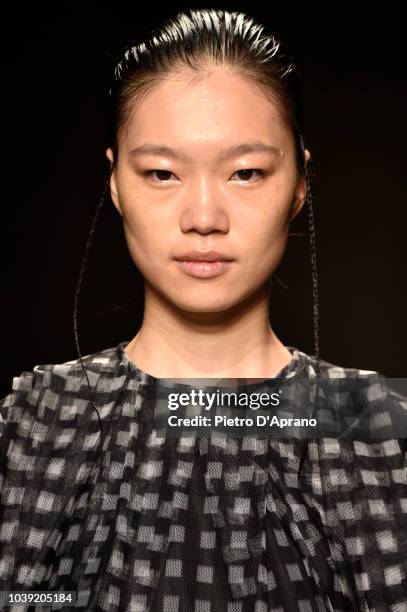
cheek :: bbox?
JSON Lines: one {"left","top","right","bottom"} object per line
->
{"left": 248, "top": 228, "right": 289, "bottom": 277}
{"left": 240, "top": 199, "right": 291, "bottom": 253}
{"left": 117, "top": 184, "right": 160, "bottom": 242}
{"left": 119, "top": 202, "right": 160, "bottom": 268}
{"left": 121, "top": 215, "right": 179, "bottom": 291}
{"left": 237, "top": 204, "right": 291, "bottom": 278}
{"left": 237, "top": 175, "right": 294, "bottom": 229}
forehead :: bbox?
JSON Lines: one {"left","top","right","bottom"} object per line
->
{"left": 121, "top": 66, "right": 289, "bottom": 150}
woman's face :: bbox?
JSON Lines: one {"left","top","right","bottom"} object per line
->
{"left": 106, "top": 65, "right": 309, "bottom": 315}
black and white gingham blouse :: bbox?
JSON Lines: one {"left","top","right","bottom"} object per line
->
{"left": 1, "top": 340, "right": 407, "bottom": 611}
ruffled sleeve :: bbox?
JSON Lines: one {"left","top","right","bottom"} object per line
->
{"left": 312, "top": 375, "right": 407, "bottom": 610}
{"left": 0, "top": 372, "right": 33, "bottom": 590}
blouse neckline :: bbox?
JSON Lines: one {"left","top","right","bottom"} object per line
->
{"left": 116, "top": 339, "right": 308, "bottom": 389}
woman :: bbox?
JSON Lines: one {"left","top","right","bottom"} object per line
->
{"left": 1, "top": 8, "right": 406, "bottom": 611}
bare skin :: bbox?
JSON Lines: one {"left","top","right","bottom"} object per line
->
{"left": 106, "top": 64, "right": 311, "bottom": 380}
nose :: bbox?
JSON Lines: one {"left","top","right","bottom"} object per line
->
{"left": 179, "top": 175, "right": 230, "bottom": 234}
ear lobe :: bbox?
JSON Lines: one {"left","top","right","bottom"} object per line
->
{"left": 105, "top": 147, "right": 115, "bottom": 169}
{"left": 109, "top": 172, "right": 122, "bottom": 217}
{"left": 289, "top": 154, "right": 310, "bottom": 222}
{"left": 105, "top": 148, "right": 122, "bottom": 218}
{"left": 289, "top": 176, "right": 307, "bottom": 222}
{"left": 289, "top": 195, "right": 306, "bottom": 223}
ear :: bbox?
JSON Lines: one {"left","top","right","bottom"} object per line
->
{"left": 105, "top": 148, "right": 122, "bottom": 218}
{"left": 289, "top": 148, "right": 311, "bottom": 223}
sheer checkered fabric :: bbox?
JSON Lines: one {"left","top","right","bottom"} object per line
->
{"left": 0, "top": 340, "right": 406, "bottom": 611}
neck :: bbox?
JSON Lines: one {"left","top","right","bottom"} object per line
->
{"left": 124, "top": 283, "right": 293, "bottom": 379}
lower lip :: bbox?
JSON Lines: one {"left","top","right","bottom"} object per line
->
{"left": 174, "top": 260, "right": 234, "bottom": 278}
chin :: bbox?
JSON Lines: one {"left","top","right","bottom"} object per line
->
{"left": 167, "top": 291, "right": 240, "bottom": 314}
{"left": 170, "top": 296, "right": 240, "bottom": 315}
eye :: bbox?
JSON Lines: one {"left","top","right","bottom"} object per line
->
{"left": 144, "top": 169, "right": 175, "bottom": 182}
{"left": 143, "top": 168, "right": 265, "bottom": 183}
{"left": 231, "top": 169, "right": 264, "bottom": 183}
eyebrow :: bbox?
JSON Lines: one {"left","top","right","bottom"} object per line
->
{"left": 129, "top": 141, "right": 283, "bottom": 161}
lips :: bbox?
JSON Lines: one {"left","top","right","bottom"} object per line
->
{"left": 173, "top": 250, "right": 235, "bottom": 278}
{"left": 174, "top": 250, "right": 234, "bottom": 262}
{"left": 174, "top": 259, "right": 234, "bottom": 278}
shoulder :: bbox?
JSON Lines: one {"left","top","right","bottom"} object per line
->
{"left": 293, "top": 349, "right": 407, "bottom": 443}
{"left": 0, "top": 343, "right": 124, "bottom": 431}
{"left": 291, "top": 346, "right": 381, "bottom": 380}
{"left": 3, "top": 343, "right": 121, "bottom": 397}
{"left": 292, "top": 347, "right": 407, "bottom": 426}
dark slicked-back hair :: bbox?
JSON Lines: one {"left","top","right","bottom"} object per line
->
{"left": 107, "top": 9, "right": 306, "bottom": 173}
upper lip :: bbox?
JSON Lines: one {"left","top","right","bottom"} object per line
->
{"left": 174, "top": 250, "right": 234, "bottom": 262}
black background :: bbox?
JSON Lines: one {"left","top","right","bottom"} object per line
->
{"left": 2, "top": 2, "right": 406, "bottom": 396}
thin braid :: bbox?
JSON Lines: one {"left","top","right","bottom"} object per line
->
{"left": 19, "top": 173, "right": 112, "bottom": 590}
{"left": 72, "top": 172, "right": 111, "bottom": 474}
{"left": 304, "top": 164, "right": 321, "bottom": 377}
{"left": 70, "top": 174, "right": 137, "bottom": 596}
{"left": 295, "top": 153, "right": 321, "bottom": 483}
